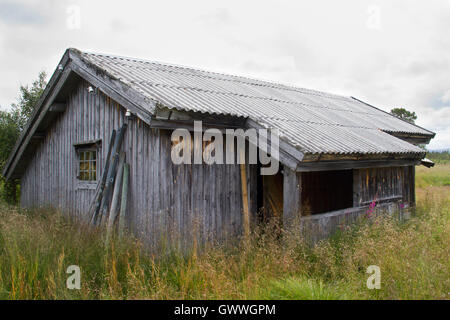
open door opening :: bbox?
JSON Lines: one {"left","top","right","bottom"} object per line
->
{"left": 257, "top": 164, "right": 284, "bottom": 222}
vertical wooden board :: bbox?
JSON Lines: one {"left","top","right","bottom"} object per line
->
{"left": 201, "top": 163, "right": 208, "bottom": 241}
{"left": 186, "top": 162, "right": 193, "bottom": 243}
{"left": 146, "top": 127, "right": 153, "bottom": 244}
{"left": 215, "top": 164, "right": 222, "bottom": 241}
{"left": 84, "top": 82, "right": 88, "bottom": 140}
{"left": 217, "top": 163, "right": 224, "bottom": 239}
{"left": 353, "top": 169, "right": 362, "bottom": 207}
{"left": 411, "top": 166, "right": 415, "bottom": 204}
{"left": 142, "top": 124, "right": 149, "bottom": 240}
{"left": 249, "top": 164, "right": 257, "bottom": 224}
{"left": 125, "top": 116, "right": 134, "bottom": 232}
{"left": 148, "top": 126, "right": 155, "bottom": 241}
{"left": 283, "top": 167, "right": 301, "bottom": 226}
{"left": 133, "top": 118, "right": 141, "bottom": 236}
{"left": 190, "top": 163, "right": 198, "bottom": 242}
{"left": 228, "top": 164, "right": 236, "bottom": 237}
{"left": 197, "top": 162, "right": 204, "bottom": 238}
{"left": 222, "top": 164, "right": 228, "bottom": 240}
{"left": 135, "top": 119, "right": 142, "bottom": 236}
{"left": 231, "top": 164, "right": 239, "bottom": 235}
{"left": 159, "top": 130, "right": 167, "bottom": 239}
{"left": 148, "top": 127, "right": 154, "bottom": 243}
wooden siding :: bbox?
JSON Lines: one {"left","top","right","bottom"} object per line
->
{"left": 20, "top": 80, "right": 257, "bottom": 246}
{"left": 300, "top": 201, "right": 407, "bottom": 244}
{"left": 21, "top": 80, "right": 124, "bottom": 218}
{"left": 353, "top": 166, "right": 415, "bottom": 207}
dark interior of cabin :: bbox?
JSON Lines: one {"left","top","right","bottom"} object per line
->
{"left": 301, "top": 169, "right": 353, "bottom": 215}
{"left": 256, "top": 166, "right": 354, "bottom": 219}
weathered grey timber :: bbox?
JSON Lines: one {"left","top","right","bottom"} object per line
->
{"left": 119, "top": 163, "right": 130, "bottom": 238}
{"left": 90, "top": 130, "right": 116, "bottom": 224}
{"left": 3, "top": 48, "right": 436, "bottom": 246}
{"left": 107, "top": 151, "right": 125, "bottom": 235}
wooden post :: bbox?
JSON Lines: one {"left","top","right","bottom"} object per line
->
{"left": 352, "top": 169, "right": 362, "bottom": 207}
{"left": 118, "top": 163, "right": 130, "bottom": 238}
{"left": 240, "top": 147, "right": 250, "bottom": 239}
{"left": 107, "top": 152, "right": 125, "bottom": 238}
{"left": 240, "top": 164, "right": 250, "bottom": 238}
{"left": 283, "top": 167, "right": 301, "bottom": 228}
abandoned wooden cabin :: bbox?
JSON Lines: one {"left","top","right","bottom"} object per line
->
{"left": 2, "top": 48, "right": 435, "bottom": 243}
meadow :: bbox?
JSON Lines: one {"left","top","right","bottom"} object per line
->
{"left": 0, "top": 164, "right": 448, "bottom": 300}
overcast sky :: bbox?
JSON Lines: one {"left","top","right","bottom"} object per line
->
{"left": 0, "top": 0, "right": 449, "bottom": 150}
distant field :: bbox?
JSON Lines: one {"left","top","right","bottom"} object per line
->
{"left": 416, "top": 163, "right": 450, "bottom": 189}
{"left": 0, "top": 165, "right": 448, "bottom": 300}
{"left": 426, "top": 151, "right": 450, "bottom": 164}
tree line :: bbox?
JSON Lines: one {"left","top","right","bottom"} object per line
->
{"left": 0, "top": 71, "right": 47, "bottom": 203}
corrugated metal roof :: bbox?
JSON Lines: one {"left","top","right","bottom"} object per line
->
{"left": 78, "top": 50, "right": 433, "bottom": 156}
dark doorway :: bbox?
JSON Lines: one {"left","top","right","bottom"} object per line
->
{"left": 301, "top": 170, "right": 353, "bottom": 215}
{"left": 257, "top": 164, "right": 284, "bottom": 222}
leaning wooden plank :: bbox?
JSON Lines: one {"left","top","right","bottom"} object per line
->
{"left": 107, "top": 152, "right": 125, "bottom": 239}
{"left": 118, "top": 163, "right": 130, "bottom": 238}
{"left": 90, "top": 130, "right": 116, "bottom": 225}
{"left": 97, "top": 123, "right": 128, "bottom": 226}
{"left": 98, "top": 153, "right": 118, "bottom": 226}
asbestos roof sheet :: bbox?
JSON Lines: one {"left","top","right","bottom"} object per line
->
{"left": 78, "top": 50, "right": 434, "bottom": 156}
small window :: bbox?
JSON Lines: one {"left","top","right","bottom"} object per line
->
{"left": 77, "top": 149, "right": 97, "bottom": 182}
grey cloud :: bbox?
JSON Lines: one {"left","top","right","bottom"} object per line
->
{"left": 0, "top": 0, "right": 449, "bottom": 149}
{"left": 196, "top": 8, "right": 233, "bottom": 26}
{"left": 0, "top": 2, "right": 45, "bottom": 25}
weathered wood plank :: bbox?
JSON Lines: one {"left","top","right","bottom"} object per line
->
{"left": 283, "top": 167, "right": 302, "bottom": 227}
{"left": 107, "top": 152, "right": 126, "bottom": 237}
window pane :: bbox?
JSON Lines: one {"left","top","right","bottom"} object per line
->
{"left": 78, "top": 149, "right": 97, "bottom": 182}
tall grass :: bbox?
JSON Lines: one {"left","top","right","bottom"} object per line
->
{"left": 0, "top": 167, "right": 448, "bottom": 300}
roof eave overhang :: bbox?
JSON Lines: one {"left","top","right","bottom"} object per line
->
{"left": 296, "top": 158, "right": 422, "bottom": 172}
{"left": 384, "top": 131, "right": 435, "bottom": 145}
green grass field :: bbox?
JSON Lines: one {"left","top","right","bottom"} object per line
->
{"left": 0, "top": 165, "right": 448, "bottom": 300}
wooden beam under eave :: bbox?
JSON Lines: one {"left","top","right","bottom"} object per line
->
{"left": 297, "top": 159, "right": 421, "bottom": 172}
{"left": 31, "top": 132, "right": 46, "bottom": 139}
{"left": 48, "top": 102, "right": 66, "bottom": 113}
